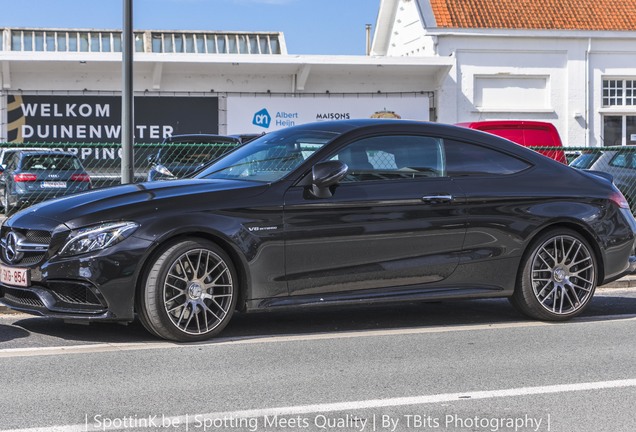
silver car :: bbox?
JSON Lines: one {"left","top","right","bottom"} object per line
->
{"left": 570, "top": 149, "right": 636, "bottom": 207}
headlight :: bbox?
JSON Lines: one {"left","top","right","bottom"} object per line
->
{"left": 59, "top": 221, "right": 139, "bottom": 257}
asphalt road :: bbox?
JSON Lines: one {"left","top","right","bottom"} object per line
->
{"left": 1, "top": 289, "right": 636, "bottom": 432}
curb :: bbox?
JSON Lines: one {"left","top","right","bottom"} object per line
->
{"left": 601, "top": 275, "right": 636, "bottom": 289}
{"left": 2, "top": 276, "right": 636, "bottom": 315}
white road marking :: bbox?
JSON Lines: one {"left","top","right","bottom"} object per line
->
{"left": 1, "top": 313, "right": 635, "bottom": 359}
{"left": 2, "top": 378, "right": 636, "bottom": 432}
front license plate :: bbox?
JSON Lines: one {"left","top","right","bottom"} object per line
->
{"left": 0, "top": 265, "right": 30, "bottom": 287}
{"left": 41, "top": 181, "right": 67, "bottom": 188}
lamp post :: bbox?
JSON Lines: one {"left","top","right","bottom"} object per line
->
{"left": 121, "top": 0, "right": 134, "bottom": 184}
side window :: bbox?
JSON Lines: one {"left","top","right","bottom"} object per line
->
{"left": 445, "top": 140, "right": 531, "bottom": 177}
{"left": 332, "top": 135, "right": 445, "bottom": 182}
{"left": 609, "top": 152, "right": 636, "bottom": 170}
{"left": 5, "top": 153, "right": 17, "bottom": 170}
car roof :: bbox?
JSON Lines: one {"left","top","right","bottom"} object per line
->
{"left": 15, "top": 150, "right": 77, "bottom": 157}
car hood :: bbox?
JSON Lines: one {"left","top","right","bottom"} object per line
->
{"left": 5, "top": 178, "right": 268, "bottom": 230}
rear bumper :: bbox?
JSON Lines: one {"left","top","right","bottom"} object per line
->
{"left": 11, "top": 188, "right": 89, "bottom": 206}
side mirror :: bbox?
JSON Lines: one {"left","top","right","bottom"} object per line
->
{"left": 310, "top": 160, "right": 348, "bottom": 198}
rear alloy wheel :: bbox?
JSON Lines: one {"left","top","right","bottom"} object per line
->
{"left": 511, "top": 229, "right": 597, "bottom": 321}
{"left": 139, "top": 239, "right": 238, "bottom": 341}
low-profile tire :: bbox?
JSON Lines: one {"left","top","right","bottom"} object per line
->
{"left": 3, "top": 189, "right": 14, "bottom": 216}
{"left": 138, "top": 239, "right": 238, "bottom": 342}
{"left": 510, "top": 228, "right": 598, "bottom": 321}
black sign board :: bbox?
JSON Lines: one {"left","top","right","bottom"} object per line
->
{"left": 7, "top": 95, "right": 219, "bottom": 144}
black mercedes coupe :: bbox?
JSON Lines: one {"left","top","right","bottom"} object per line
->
{"left": 1, "top": 119, "right": 635, "bottom": 341}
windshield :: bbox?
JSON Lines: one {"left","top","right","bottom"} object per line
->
{"left": 196, "top": 129, "right": 339, "bottom": 182}
{"left": 159, "top": 143, "right": 238, "bottom": 165}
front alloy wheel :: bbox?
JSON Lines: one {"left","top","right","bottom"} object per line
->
{"left": 139, "top": 239, "right": 238, "bottom": 341}
{"left": 511, "top": 229, "right": 597, "bottom": 321}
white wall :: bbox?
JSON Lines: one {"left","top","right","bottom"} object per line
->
{"left": 589, "top": 41, "right": 636, "bottom": 147}
{"left": 428, "top": 33, "right": 636, "bottom": 148}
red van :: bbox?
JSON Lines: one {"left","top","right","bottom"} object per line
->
{"left": 456, "top": 120, "right": 567, "bottom": 164}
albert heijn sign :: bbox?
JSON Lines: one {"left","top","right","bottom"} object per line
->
{"left": 7, "top": 95, "right": 219, "bottom": 144}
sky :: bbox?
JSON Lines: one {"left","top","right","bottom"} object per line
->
{"left": 0, "top": 0, "right": 380, "bottom": 55}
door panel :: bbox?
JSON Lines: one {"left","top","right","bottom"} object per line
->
{"left": 283, "top": 178, "right": 465, "bottom": 296}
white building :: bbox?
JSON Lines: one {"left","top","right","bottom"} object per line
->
{"left": 0, "top": 28, "right": 451, "bottom": 145}
{"left": 372, "top": 0, "right": 636, "bottom": 147}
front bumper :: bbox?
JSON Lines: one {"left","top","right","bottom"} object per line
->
{"left": 0, "top": 235, "right": 155, "bottom": 322}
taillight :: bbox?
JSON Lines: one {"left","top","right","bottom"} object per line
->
{"left": 611, "top": 191, "right": 630, "bottom": 209}
{"left": 13, "top": 173, "right": 37, "bottom": 182}
{"left": 70, "top": 173, "right": 91, "bottom": 182}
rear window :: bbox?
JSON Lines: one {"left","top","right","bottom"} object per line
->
{"left": 570, "top": 153, "right": 601, "bottom": 169}
{"left": 20, "top": 155, "right": 82, "bottom": 171}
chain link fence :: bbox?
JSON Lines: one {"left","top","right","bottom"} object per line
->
{"left": 1, "top": 141, "right": 636, "bottom": 215}
{"left": 0, "top": 140, "right": 241, "bottom": 215}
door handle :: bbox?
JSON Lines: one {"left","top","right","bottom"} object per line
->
{"left": 421, "top": 194, "right": 453, "bottom": 204}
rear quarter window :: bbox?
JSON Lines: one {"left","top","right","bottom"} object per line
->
{"left": 445, "top": 140, "right": 531, "bottom": 176}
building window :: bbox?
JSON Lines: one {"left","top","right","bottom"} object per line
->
{"left": 603, "top": 115, "right": 636, "bottom": 146}
{"left": 148, "top": 31, "right": 281, "bottom": 54}
{"left": 603, "top": 79, "right": 636, "bottom": 107}
{"left": 6, "top": 29, "right": 283, "bottom": 54}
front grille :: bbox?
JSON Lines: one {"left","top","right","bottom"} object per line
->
{"left": 17, "top": 255, "right": 45, "bottom": 266}
{"left": 4, "top": 291, "right": 45, "bottom": 308}
{"left": 0, "top": 227, "right": 51, "bottom": 266}
{"left": 48, "top": 282, "right": 103, "bottom": 306}
{"left": 25, "top": 230, "right": 52, "bottom": 244}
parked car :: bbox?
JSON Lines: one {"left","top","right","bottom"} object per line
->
{"left": 456, "top": 120, "right": 568, "bottom": 164}
{"left": 570, "top": 149, "right": 636, "bottom": 207}
{"left": 0, "top": 150, "right": 91, "bottom": 215}
{"left": 0, "top": 147, "right": 42, "bottom": 169}
{"left": 147, "top": 134, "right": 241, "bottom": 181}
{"left": 1, "top": 120, "right": 635, "bottom": 342}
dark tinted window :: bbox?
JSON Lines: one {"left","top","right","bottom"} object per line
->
{"left": 20, "top": 154, "right": 82, "bottom": 171}
{"left": 445, "top": 140, "right": 530, "bottom": 176}
{"left": 332, "top": 135, "right": 445, "bottom": 182}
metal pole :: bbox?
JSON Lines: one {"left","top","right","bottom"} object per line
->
{"left": 121, "top": 0, "right": 134, "bottom": 184}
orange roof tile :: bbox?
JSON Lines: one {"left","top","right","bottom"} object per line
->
{"left": 429, "top": 0, "right": 636, "bottom": 31}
